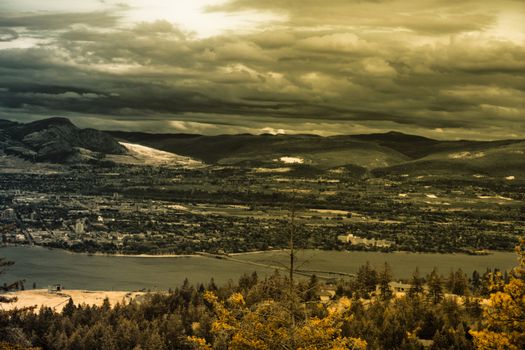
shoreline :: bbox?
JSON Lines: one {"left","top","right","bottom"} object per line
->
{"left": 1, "top": 244, "right": 505, "bottom": 258}
{"left": 227, "top": 249, "right": 288, "bottom": 256}
{"left": 74, "top": 251, "right": 199, "bottom": 259}
{"left": 1, "top": 245, "right": 200, "bottom": 259}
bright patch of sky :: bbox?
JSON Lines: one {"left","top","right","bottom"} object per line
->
{"left": 125, "top": 0, "right": 283, "bottom": 37}
{"left": 0, "top": 0, "right": 284, "bottom": 38}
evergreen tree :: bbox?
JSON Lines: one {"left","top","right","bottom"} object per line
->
{"left": 432, "top": 325, "right": 474, "bottom": 350}
{"left": 471, "top": 270, "right": 481, "bottom": 294}
{"left": 446, "top": 269, "right": 456, "bottom": 294}
{"left": 303, "top": 274, "right": 320, "bottom": 302}
{"left": 0, "top": 258, "right": 15, "bottom": 304}
{"left": 427, "top": 268, "right": 444, "bottom": 304}
{"left": 378, "top": 262, "right": 393, "bottom": 301}
{"left": 143, "top": 327, "right": 165, "bottom": 350}
{"left": 453, "top": 268, "right": 469, "bottom": 296}
{"left": 378, "top": 307, "right": 407, "bottom": 349}
{"left": 447, "top": 268, "right": 469, "bottom": 296}
{"left": 408, "top": 267, "right": 424, "bottom": 297}
{"left": 238, "top": 272, "right": 258, "bottom": 292}
{"left": 62, "top": 298, "right": 76, "bottom": 318}
{"left": 356, "top": 262, "right": 378, "bottom": 298}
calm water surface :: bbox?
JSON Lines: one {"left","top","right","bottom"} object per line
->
{"left": 1, "top": 246, "right": 518, "bottom": 291}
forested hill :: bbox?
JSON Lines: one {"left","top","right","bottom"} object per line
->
{"left": 1, "top": 243, "right": 524, "bottom": 350}
{"left": 110, "top": 129, "right": 525, "bottom": 176}
{"left": 2, "top": 118, "right": 525, "bottom": 178}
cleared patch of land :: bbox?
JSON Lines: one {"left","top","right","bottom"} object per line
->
{"left": 1, "top": 289, "right": 145, "bottom": 312}
{"left": 105, "top": 142, "right": 202, "bottom": 168}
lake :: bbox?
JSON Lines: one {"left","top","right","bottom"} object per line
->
{"left": 0, "top": 246, "right": 518, "bottom": 291}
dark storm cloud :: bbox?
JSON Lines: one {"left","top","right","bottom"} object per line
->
{"left": 0, "top": 28, "right": 18, "bottom": 42}
{"left": 0, "top": 0, "right": 523, "bottom": 139}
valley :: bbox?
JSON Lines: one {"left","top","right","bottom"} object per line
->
{"left": 1, "top": 118, "right": 524, "bottom": 255}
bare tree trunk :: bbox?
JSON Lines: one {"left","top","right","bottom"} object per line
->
{"left": 289, "top": 194, "right": 296, "bottom": 350}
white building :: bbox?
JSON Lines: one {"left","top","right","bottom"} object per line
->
{"left": 74, "top": 219, "right": 86, "bottom": 235}
{"left": 337, "top": 233, "right": 392, "bottom": 248}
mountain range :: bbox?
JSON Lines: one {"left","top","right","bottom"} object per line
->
{"left": 109, "top": 129, "right": 525, "bottom": 178}
{"left": 1, "top": 118, "right": 524, "bottom": 178}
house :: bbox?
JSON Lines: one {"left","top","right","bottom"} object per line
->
{"left": 317, "top": 284, "right": 338, "bottom": 303}
{"left": 48, "top": 284, "right": 63, "bottom": 293}
{"left": 74, "top": 219, "right": 86, "bottom": 235}
{"left": 388, "top": 281, "right": 412, "bottom": 293}
{"left": 374, "top": 281, "right": 414, "bottom": 297}
{"left": 318, "top": 290, "right": 334, "bottom": 303}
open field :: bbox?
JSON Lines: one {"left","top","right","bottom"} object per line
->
{"left": 1, "top": 289, "right": 145, "bottom": 312}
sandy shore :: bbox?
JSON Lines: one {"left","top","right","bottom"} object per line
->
{"left": 224, "top": 249, "right": 288, "bottom": 256}
{"left": 0, "top": 289, "right": 145, "bottom": 312}
{"left": 88, "top": 252, "right": 197, "bottom": 258}
{"left": 61, "top": 248, "right": 286, "bottom": 258}
{"left": 58, "top": 249, "right": 198, "bottom": 259}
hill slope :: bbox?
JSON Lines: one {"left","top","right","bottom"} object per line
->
{"left": 109, "top": 130, "right": 525, "bottom": 177}
{"left": 2, "top": 118, "right": 524, "bottom": 177}
{"left": 105, "top": 142, "right": 202, "bottom": 168}
{"left": 108, "top": 132, "right": 411, "bottom": 169}
{"left": 374, "top": 140, "right": 525, "bottom": 178}
{"left": 0, "top": 117, "right": 126, "bottom": 162}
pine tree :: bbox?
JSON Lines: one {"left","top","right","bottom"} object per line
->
{"left": 356, "top": 262, "right": 378, "bottom": 298}
{"left": 471, "top": 270, "right": 481, "bottom": 294}
{"left": 447, "top": 268, "right": 469, "bottom": 296}
{"left": 378, "top": 262, "right": 393, "bottom": 301}
{"left": 379, "top": 308, "right": 406, "bottom": 349}
{"left": 143, "top": 327, "right": 165, "bottom": 350}
{"left": 62, "top": 298, "right": 76, "bottom": 318}
{"left": 304, "top": 274, "right": 320, "bottom": 302}
{"left": 446, "top": 269, "right": 456, "bottom": 294}
{"left": 408, "top": 267, "right": 424, "bottom": 297}
{"left": 427, "top": 268, "right": 444, "bottom": 304}
{"left": 0, "top": 258, "right": 15, "bottom": 304}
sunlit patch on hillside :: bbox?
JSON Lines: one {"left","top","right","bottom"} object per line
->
{"left": 251, "top": 167, "right": 291, "bottom": 173}
{"left": 448, "top": 152, "right": 485, "bottom": 160}
{"left": 276, "top": 156, "right": 304, "bottom": 164}
{"left": 106, "top": 142, "right": 203, "bottom": 168}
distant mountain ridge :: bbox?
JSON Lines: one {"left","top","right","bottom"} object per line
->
{"left": 1, "top": 118, "right": 524, "bottom": 178}
{"left": 0, "top": 117, "right": 126, "bottom": 162}
{"left": 108, "top": 128, "right": 525, "bottom": 177}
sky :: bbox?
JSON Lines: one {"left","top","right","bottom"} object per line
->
{"left": 0, "top": 0, "right": 524, "bottom": 139}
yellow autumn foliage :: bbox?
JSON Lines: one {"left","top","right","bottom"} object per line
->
{"left": 470, "top": 239, "right": 525, "bottom": 350}
{"left": 190, "top": 292, "right": 366, "bottom": 350}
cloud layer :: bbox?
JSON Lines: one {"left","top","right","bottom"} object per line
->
{"left": 0, "top": 0, "right": 524, "bottom": 139}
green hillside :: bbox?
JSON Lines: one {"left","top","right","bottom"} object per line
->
{"left": 109, "top": 130, "right": 525, "bottom": 177}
